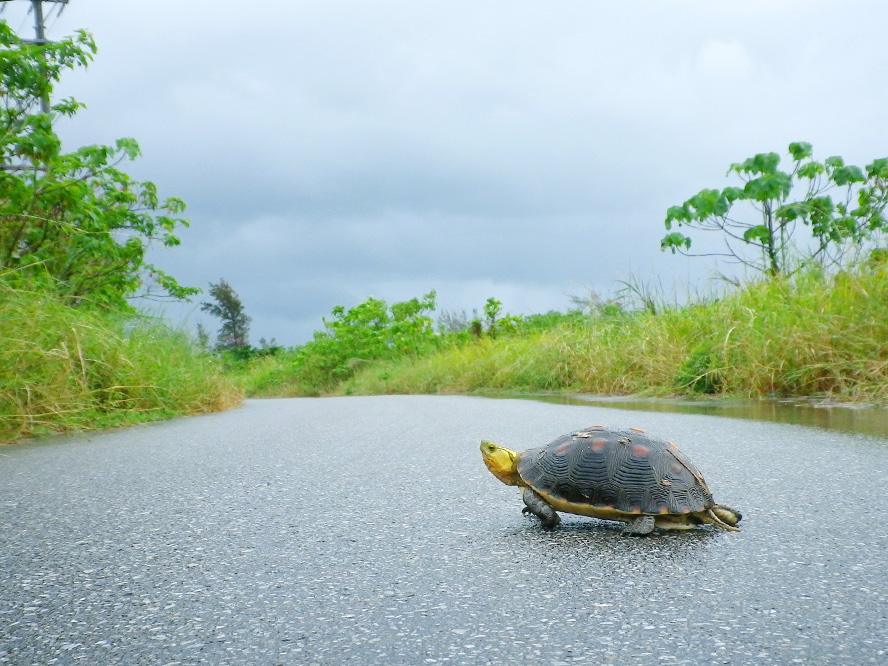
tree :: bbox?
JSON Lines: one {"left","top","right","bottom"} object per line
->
{"left": 661, "top": 142, "right": 888, "bottom": 277}
{"left": 483, "top": 297, "right": 502, "bottom": 337}
{"left": 201, "top": 279, "right": 251, "bottom": 349}
{"left": 293, "top": 291, "right": 437, "bottom": 389}
{"left": 0, "top": 22, "right": 196, "bottom": 307}
{"left": 195, "top": 322, "right": 212, "bottom": 351}
{"left": 438, "top": 308, "right": 473, "bottom": 333}
{"left": 258, "top": 337, "right": 279, "bottom": 350}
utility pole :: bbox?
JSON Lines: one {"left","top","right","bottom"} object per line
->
{"left": 30, "top": 0, "right": 53, "bottom": 113}
{"left": 1, "top": 1, "right": 69, "bottom": 112}
{"left": 0, "top": 0, "right": 69, "bottom": 170}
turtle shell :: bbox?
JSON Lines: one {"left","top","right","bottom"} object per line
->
{"left": 516, "top": 426, "right": 714, "bottom": 516}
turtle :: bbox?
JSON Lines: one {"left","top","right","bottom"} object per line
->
{"left": 480, "top": 425, "right": 742, "bottom": 536}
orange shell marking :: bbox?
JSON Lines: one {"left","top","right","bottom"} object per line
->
{"left": 631, "top": 444, "right": 650, "bottom": 458}
{"left": 590, "top": 438, "right": 608, "bottom": 452}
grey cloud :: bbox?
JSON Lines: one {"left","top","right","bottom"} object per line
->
{"left": 23, "top": 0, "right": 888, "bottom": 345}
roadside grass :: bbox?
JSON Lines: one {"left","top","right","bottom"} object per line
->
{"left": 341, "top": 332, "right": 581, "bottom": 394}
{"left": 9, "top": 257, "right": 882, "bottom": 445}
{"left": 226, "top": 351, "right": 320, "bottom": 398}
{"left": 709, "top": 267, "right": 888, "bottom": 400}
{"left": 0, "top": 283, "right": 242, "bottom": 443}
{"left": 342, "top": 265, "right": 888, "bottom": 403}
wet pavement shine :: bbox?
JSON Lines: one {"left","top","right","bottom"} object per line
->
{"left": 1, "top": 395, "right": 887, "bottom": 665}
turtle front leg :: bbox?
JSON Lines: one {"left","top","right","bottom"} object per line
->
{"left": 521, "top": 487, "right": 560, "bottom": 530}
{"left": 622, "top": 515, "right": 656, "bottom": 537}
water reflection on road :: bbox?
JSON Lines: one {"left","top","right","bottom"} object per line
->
{"left": 493, "top": 393, "right": 888, "bottom": 438}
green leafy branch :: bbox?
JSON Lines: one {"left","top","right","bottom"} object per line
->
{"left": 661, "top": 142, "right": 888, "bottom": 277}
{"left": 0, "top": 22, "right": 196, "bottom": 308}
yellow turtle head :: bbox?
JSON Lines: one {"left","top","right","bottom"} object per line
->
{"left": 480, "top": 440, "right": 521, "bottom": 486}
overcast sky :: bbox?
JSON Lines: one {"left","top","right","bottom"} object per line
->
{"left": 5, "top": 1, "right": 887, "bottom": 345}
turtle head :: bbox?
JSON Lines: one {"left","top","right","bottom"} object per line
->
{"left": 480, "top": 440, "right": 521, "bottom": 486}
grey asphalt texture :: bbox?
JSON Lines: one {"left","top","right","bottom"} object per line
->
{"left": 1, "top": 395, "right": 887, "bottom": 665}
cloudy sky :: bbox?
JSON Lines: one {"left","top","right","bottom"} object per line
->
{"left": 5, "top": 1, "right": 887, "bottom": 345}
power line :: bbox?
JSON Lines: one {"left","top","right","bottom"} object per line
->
{"left": 19, "top": 1, "right": 68, "bottom": 44}
{"left": 43, "top": 0, "right": 66, "bottom": 32}
{"left": 5, "top": 2, "right": 70, "bottom": 113}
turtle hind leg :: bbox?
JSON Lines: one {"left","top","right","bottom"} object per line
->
{"left": 521, "top": 488, "right": 560, "bottom": 530}
{"left": 705, "top": 505, "right": 742, "bottom": 531}
{"left": 712, "top": 504, "right": 742, "bottom": 526}
{"left": 621, "top": 515, "right": 656, "bottom": 537}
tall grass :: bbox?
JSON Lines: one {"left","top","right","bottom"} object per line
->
{"left": 226, "top": 352, "right": 321, "bottom": 398}
{"left": 0, "top": 283, "right": 242, "bottom": 443}
{"left": 707, "top": 268, "right": 888, "bottom": 399}
{"left": 343, "top": 266, "right": 888, "bottom": 402}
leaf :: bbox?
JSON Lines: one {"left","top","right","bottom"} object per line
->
{"left": 824, "top": 155, "right": 844, "bottom": 168}
{"left": 788, "top": 141, "right": 813, "bottom": 161}
{"left": 753, "top": 152, "right": 781, "bottom": 174}
{"left": 776, "top": 201, "right": 809, "bottom": 221}
{"left": 743, "top": 172, "right": 792, "bottom": 201}
{"left": 664, "top": 204, "right": 690, "bottom": 229}
{"left": 834, "top": 215, "right": 858, "bottom": 238}
{"left": 742, "top": 226, "right": 771, "bottom": 244}
{"left": 722, "top": 187, "right": 745, "bottom": 203}
{"left": 733, "top": 152, "right": 781, "bottom": 175}
{"left": 797, "top": 161, "right": 824, "bottom": 179}
{"left": 660, "top": 232, "right": 692, "bottom": 253}
{"left": 807, "top": 197, "right": 836, "bottom": 237}
{"left": 687, "top": 189, "right": 730, "bottom": 217}
{"left": 866, "top": 157, "right": 888, "bottom": 179}
{"left": 832, "top": 165, "right": 865, "bottom": 186}
{"left": 115, "top": 137, "right": 141, "bottom": 160}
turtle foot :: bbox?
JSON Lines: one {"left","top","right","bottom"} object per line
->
{"left": 622, "top": 515, "right": 656, "bottom": 537}
{"left": 522, "top": 487, "right": 561, "bottom": 530}
{"left": 712, "top": 504, "right": 742, "bottom": 525}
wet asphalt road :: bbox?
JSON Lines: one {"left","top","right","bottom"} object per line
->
{"left": 1, "top": 395, "right": 887, "bottom": 665}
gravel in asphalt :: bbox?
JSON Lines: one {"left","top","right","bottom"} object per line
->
{"left": 2, "top": 396, "right": 887, "bottom": 665}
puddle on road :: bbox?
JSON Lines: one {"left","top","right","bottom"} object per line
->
{"left": 487, "top": 394, "right": 888, "bottom": 439}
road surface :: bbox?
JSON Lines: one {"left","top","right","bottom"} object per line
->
{"left": 2, "top": 396, "right": 887, "bottom": 665}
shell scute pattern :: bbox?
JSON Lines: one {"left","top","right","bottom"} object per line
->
{"left": 516, "top": 428, "right": 713, "bottom": 515}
